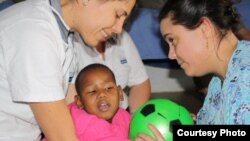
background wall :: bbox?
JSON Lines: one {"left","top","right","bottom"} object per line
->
{"left": 145, "top": 65, "right": 195, "bottom": 93}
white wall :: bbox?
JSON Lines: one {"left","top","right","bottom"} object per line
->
{"left": 145, "top": 65, "right": 195, "bottom": 93}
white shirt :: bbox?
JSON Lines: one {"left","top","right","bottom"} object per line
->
{"left": 74, "top": 31, "right": 149, "bottom": 108}
{"left": 0, "top": 0, "right": 76, "bottom": 140}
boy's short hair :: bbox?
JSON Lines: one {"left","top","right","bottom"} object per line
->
{"left": 75, "top": 63, "right": 116, "bottom": 95}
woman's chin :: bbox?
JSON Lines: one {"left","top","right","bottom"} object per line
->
{"left": 184, "top": 69, "right": 195, "bottom": 77}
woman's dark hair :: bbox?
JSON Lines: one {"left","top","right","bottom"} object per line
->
{"left": 159, "top": 0, "right": 241, "bottom": 34}
{"left": 75, "top": 63, "right": 116, "bottom": 95}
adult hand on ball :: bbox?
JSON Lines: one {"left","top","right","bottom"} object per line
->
{"left": 130, "top": 99, "right": 194, "bottom": 141}
{"left": 134, "top": 124, "right": 165, "bottom": 141}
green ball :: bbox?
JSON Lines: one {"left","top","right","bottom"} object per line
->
{"left": 129, "top": 99, "right": 194, "bottom": 141}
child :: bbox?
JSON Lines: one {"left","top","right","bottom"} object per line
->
{"left": 43, "top": 63, "right": 163, "bottom": 141}
{"left": 71, "top": 63, "right": 131, "bottom": 141}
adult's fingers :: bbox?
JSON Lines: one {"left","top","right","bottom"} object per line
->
{"left": 134, "top": 123, "right": 165, "bottom": 141}
{"left": 147, "top": 123, "right": 165, "bottom": 141}
{"left": 135, "top": 133, "right": 154, "bottom": 141}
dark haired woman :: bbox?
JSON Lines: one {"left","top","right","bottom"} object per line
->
{"left": 159, "top": 0, "right": 250, "bottom": 124}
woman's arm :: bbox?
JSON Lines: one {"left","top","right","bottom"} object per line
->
{"left": 66, "top": 84, "right": 77, "bottom": 104}
{"left": 30, "top": 99, "right": 79, "bottom": 141}
{"left": 129, "top": 79, "right": 151, "bottom": 114}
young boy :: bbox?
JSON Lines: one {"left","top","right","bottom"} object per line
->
{"left": 43, "top": 63, "right": 163, "bottom": 141}
{"left": 71, "top": 63, "right": 131, "bottom": 141}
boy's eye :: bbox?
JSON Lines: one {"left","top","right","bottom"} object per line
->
{"left": 106, "top": 86, "right": 114, "bottom": 91}
{"left": 88, "top": 90, "right": 96, "bottom": 95}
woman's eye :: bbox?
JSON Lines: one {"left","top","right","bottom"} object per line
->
{"left": 116, "top": 14, "right": 123, "bottom": 19}
{"left": 116, "top": 14, "right": 121, "bottom": 19}
{"left": 167, "top": 37, "right": 176, "bottom": 46}
{"left": 168, "top": 37, "right": 174, "bottom": 43}
{"left": 116, "top": 11, "right": 127, "bottom": 19}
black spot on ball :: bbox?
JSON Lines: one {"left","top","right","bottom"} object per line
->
{"left": 169, "top": 119, "right": 181, "bottom": 133}
{"left": 140, "top": 104, "right": 155, "bottom": 117}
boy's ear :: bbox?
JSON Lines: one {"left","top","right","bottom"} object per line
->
{"left": 75, "top": 95, "right": 84, "bottom": 109}
{"left": 117, "top": 85, "right": 124, "bottom": 101}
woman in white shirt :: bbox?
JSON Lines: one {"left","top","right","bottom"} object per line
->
{"left": 0, "top": 0, "right": 136, "bottom": 140}
{"left": 69, "top": 31, "right": 151, "bottom": 114}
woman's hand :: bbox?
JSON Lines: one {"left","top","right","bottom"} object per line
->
{"left": 134, "top": 123, "right": 164, "bottom": 141}
{"left": 190, "top": 113, "right": 197, "bottom": 123}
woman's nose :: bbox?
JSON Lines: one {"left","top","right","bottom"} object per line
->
{"left": 168, "top": 46, "right": 177, "bottom": 60}
{"left": 112, "top": 18, "right": 125, "bottom": 34}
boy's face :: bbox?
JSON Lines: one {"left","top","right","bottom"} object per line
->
{"left": 76, "top": 68, "right": 123, "bottom": 122}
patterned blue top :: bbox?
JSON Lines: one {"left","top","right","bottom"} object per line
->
{"left": 197, "top": 40, "right": 250, "bottom": 124}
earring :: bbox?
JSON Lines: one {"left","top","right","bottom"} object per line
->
{"left": 201, "top": 26, "right": 209, "bottom": 48}
{"left": 205, "top": 37, "right": 208, "bottom": 48}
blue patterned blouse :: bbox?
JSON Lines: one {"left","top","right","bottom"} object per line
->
{"left": 197, "top": 40, "right": 250, "bottom": 124}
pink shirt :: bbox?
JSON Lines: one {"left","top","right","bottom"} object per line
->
{"left": 69, "top": 102, "right": 131, "bottom": 141}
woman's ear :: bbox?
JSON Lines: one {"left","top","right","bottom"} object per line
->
{"left": 117, "top": 85, "right": 124, "bottom": 101}
{"left": 200, "top": 17, "right": 213, "bottom": 38}
{"left": 75, "top": 95, "right": 84, "bottom": 109}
